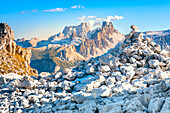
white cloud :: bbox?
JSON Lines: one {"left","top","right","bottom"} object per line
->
{"left": 20, "top": 11, "right": 28, "bottom": 14}
{"left": 93, "top": 21, "right": 102, "bottom": 27}
{"left": 78, "top": 15, "right": 124, "bottom": 28}
{"left": 71, "top": 5, "right": 78, "bottom": 9}
{"left": 88, "top": 16, "right": 96, "bottom": 18}
{"left": 88, "top": 20, "right": 102, "bottom": 28}
{"left": 78, "top": 5, "right": 81, "bottom": 8}
{"left": 43, "top": 8, "right": 67, "bottom": 12}
{"left": 95, "top": 18, "right": 103, "bottom": 21}
{"left": 105, "top": 15, "right": 124, "bottom": 22}
{"left": 70, "top": 5, "right": 84, "bottom": 9}
{"left": 20, "top": 9, "right": 38, "bottom": 14}
{"left": 78, "top": 16, "right": 96, "bottom": 21}
{"left": 20, "top": 5, "right": 85, "bottom": 14}
{"left": 32, "top": 9, "right": 38, "bottom": 12}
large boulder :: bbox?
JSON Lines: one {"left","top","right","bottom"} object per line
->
{"left": 100, "top": 103, "right": 122, "bottom": 113}
{"left": 91, "top": 86, "right": 112, "bottom": 97}
{"left": 160, "top": 97, "right": 170, "bottom": 113}
{"left": 124, "top": 98, "right": 146, "bottom": 113}
{"left": 73, "top": 92, "right": 94, "bottom": 104}
{"left": 148, "top": 97, "right": 165, "bottom": 113}
{"left": 99, "top": 54, "right": 120, "bottom": 69}
{"left": 149, "top": 60, "right": 159, "bottom": 68}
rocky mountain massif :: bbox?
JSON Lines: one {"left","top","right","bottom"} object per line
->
{"left": 16, "top": 22, "right": 125, "bottom": 73}
{"left": 143, "top": 29, "right": 170, "bottom": 50}
{"left": 1, "top": 25, "right": 169, "bottom": 113}
{"left": 15, "top": 37, "right": 40, "bottom": 48}
{"left": 0, "top": 23, "right": 38, "bottom": 76}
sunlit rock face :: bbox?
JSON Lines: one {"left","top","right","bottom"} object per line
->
{"left": 62, "top": 22, "right": 91, "bottom": 39}
{"left": 0, "top": 23, "right": 38, "bottom": 76}
{"left": 77, "top": 21, "right": 124, "bottom": 58}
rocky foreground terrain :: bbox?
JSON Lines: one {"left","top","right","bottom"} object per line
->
{"left": 0, "top": 25, "right": 170, "bottom": 113}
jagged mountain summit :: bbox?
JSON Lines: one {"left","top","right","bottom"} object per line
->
{"left": 0, "top": 25, "right": 169, "bottom": 113}
{"left": 0, "top": 23, "right": 38, "bottom": 76}
{"left": 49, "top": 22, "right": 91, "bottom": 41}
{"left": 77, "top": 21, "right": 124, "bottom": 58}
{"left": 16, "top": 21, "right": 124, "bottom": 73}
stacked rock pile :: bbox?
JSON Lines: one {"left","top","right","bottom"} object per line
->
{"left": 0, "top": 25, "right": 169, "bottom": 113}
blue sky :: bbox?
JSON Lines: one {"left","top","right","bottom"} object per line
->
{"left": 0, "top": 0, "right": 170, "bottom": 40}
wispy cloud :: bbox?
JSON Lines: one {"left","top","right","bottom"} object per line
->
{"left": 71, "top": 5, "right": 78, "bottom": 9}
{"left": 20, "top": 5, "right": 85, "bottom": 14}
{"left": 101, "top": 15, "right": 124, "bottom": 22}
{"left": 78, "top": 15, "right": 124, "bottom": 28}
{"left": 20, "top": 9, "right": 38, "bottom": 14}
{"left": 70, "top": 5, "right": 84, "bottom": 9}
{"left": 78, "top": 16, "right": 96, "bottom": 21}
{"left": 32, "top": 9, "right": 38, "bottom": 12}
{"left": 43, "top": 8, "right": 67, "bottom": 12}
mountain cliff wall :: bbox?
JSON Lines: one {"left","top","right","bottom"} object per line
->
{"left": 0, "top": 23, "right": 38, "bottom": 76}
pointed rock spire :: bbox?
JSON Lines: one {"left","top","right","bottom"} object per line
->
{"left": 102, "top": 21, "right": 107, "bottom": 28}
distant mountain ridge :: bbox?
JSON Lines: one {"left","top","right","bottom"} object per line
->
{"left": 15, "top": 22, "right": 170, "bottom": 73}
{"left": 15, "top": 37, "right": 40, "bottom": 48}
{"left": 49, "top": 22, "right": 91, "bottom": 41}
{"left": 143, "top": 29, "right": 170, "bottom": 50}
{"left": 16, "top": 21, "right": 125, "bottom": 73}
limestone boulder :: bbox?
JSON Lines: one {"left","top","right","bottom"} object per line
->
{"left": 148, "top": 97, "right": 165, "bottom": 113}
{"left": 160, "top": 97, "right": 170, "bottom": 113}
{"left": 149, "top": 60, "right": 159, "bottom": 68}
{"left": 91, "top": 86, "right": 112, "bottom": 97}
